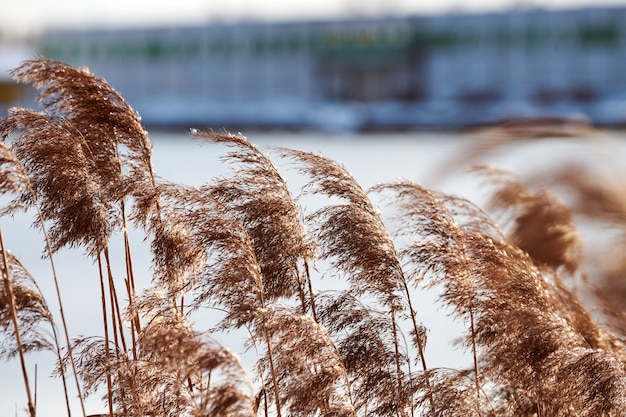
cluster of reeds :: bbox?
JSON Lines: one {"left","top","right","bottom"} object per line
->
{"left": 0, "top": 58, "right": 625, "bottom": 417}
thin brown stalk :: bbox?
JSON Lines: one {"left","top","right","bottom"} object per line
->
{"left": 5, "top": 255, "right": 76, "bottom": 416}
{"left": 303, "top": 261, "right": 318, "bottom": 323}
{"left": 33, "top": 363, "right": 37, "bottom": 411}
{"left": 0, "top": 225, "right": 35, "bottom": 417}
{"left": 121, "top": 202, "right": 140, "bottom": 359}
{"left": 14, "top": 251, "right": 74, "bottom": 417}
{"left": 103, "top": 248, "right": 128, "bottom": 354}
{"left": 97, "top": 254, "right": 114, "bottom": 417}
{"left": 390, "top": 309, "right": 404, "bottom": 417}
{"left": 123, "top": 272, "right": 138, "bottom": 361}
{"left": 469, "top": 301, "right": 481, "bottom": 404}
{"left": 261, "top": 324, "right": 282, "bottom": 417}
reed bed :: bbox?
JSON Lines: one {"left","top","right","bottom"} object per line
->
{"left": 1, "top": 58, "right": 625, "bottom": 417}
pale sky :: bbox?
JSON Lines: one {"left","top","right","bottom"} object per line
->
{"left": 2, "top": 0, "right": 626, "bottom": 37}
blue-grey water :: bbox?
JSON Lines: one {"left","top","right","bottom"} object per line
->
{"left": 1, "top": 129, "right": 624, "bottom": 416}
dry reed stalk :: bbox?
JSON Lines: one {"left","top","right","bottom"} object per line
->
{"left": 152, "top": 179, "right": 353, "bottom": 416}
{"left": 92, "top": 290, "right": 257, "bottom": 416}
{"left": 96, "top": 254, "right": 114, "bottom": 417}
{"left": 375, "top": 180, "right": 485, "bottom": 414}
{"left": 281, "top": 148, "right": 436, "bottom": 415}
{"left": 475, "top": 166, "right": 626, "bottom": 366}
{"left": 316, "top": 291, "right": 413, "bottom": 416}
{"left": 191, "top": 131, "right": 317, "bottom": 316}
{"left": 148, "top": 131, "right": 354, "bottom": 415}
{"left": 4, "top": 253, "right": 73, "bottom": 416}
{"left": 0, "top": 226, "right": 36, "bottom": 416}
{"left": 153, "top": 141, "right": 350, "bottom": 415}
{"left": 381, "top": 179, "right": 626, "bottom": 415}
{"left": 12, "top": 58, "right": 160, "bottom": 361}
{"left": 0, "top": 134, "right": 82, "bottom": 415}
{"left": 5, "top": 59, "right": 166, "bottom": 415}
{"left": 1, "top": 109, "right": 119, "bottom": 413}
{"left": 148, "top": 181, "right": 283, "bottom": 415}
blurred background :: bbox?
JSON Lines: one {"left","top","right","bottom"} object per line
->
{"left": 2, "top": 1, "right": 626, "bottom": 416}
{"left": 2, "top": 0, "right": 626, "bottom": 131}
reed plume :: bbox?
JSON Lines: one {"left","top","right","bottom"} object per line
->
{"left": 1, "top": 109, "right": 112, "bottom": 254}
{"left": 149, "top": 185, "right": 279, "bottom": 412}
{"left": 380, "top": 179, "right": 626, "bottom": 415}
{"left": 412, "top": 368, "right": 488, "bottom": 416}
{"left": 259, "top": 307, "right": 354, "bottom": 417}
{"left": 11, "top": 58, "right": 155, "bottom": 208}
{"left": 151, "top": 181, "right": 266, "bottom": 327}
{"left": 0, "top": 251, "right": 53, "bottom": 358}
{"left": 433, "top": 126, "right": 626, "bottom": 323}
{"left": 11, "top": 56, "right": 159, "bottom": 354}
{"left": 71, "top": 290, "right": 256, "bottom": 417}
{"left": 281, "top": 149, "right": 433, "bottom": 415}
{"left": 151, "top": 172, "right": 353, "bottom": 417}
{"left": 316, "top": 291, "right": 414, "bottom": 416}
{"left": 191, "top": 131, "right": 316, "bottom": 314}
{"left": 4, "top": 57, "right": 163, "bottom": 416}
{"left": 523, "top": 163, "right": 626, "bottom": 335}
{"left": 474, "top": 165, "right": 583, "bottom": 274}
